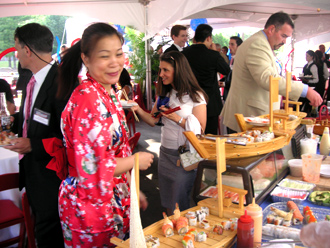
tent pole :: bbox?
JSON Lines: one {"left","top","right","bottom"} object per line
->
{"left": 144, "top": 1, "right": 152, "bottom": 110}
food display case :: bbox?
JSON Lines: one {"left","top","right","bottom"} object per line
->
{"left": 193, "top": 150, "right": 289, "bottom": 206}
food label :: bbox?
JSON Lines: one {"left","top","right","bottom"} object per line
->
{"left": 1, "top": 115, "right": 11, "bottom": 131}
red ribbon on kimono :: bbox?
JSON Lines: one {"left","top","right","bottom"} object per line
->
{"left": 43, "top": 137, "right": 68, "bottom": 180}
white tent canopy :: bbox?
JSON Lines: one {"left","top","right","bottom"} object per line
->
{"left": 1, "top": 0, "right": 330, "bottom": 42}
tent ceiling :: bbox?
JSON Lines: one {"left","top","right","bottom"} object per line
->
{"left": 0, "top": 0, "right": 329, "bottom": 42}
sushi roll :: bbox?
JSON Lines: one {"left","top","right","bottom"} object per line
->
{"left": 196, "top": 231, "right": 207, "bottom": 242}
{"left": 188, "top": 216, "right": 197, "bottom": 226}
{"left": 162, "top": 212, "right": 174, "bottom": 237}
{"left": 266, "top": 214, "right": 276, "bottom": 224}
{"left": 221, "top": 220, "right": 231, "bottom": 230}
{"left": 262, "top": 224, "right": 275, "bottom": 237}
{"left": 282, "top": 219, "right": 291, "bottom": 227}
{"left": 176, "top": 217, "right": 189, "bottom": 235}
{"left": 182, "top": 234, "right": 195, "bottom": 248}
{"left": 196, "top": 210, "right": 206, "bottom": 222}
{"left": 213, "top": 224, "right": 224, "bottom": 235}
{"left": 230, "top": 218, "right": 238, "bottom": 231}
{"left": 185, "top": 211, "right": 195, "bottom": 219}
{"left": 145, "top": 234, "right": 153, "bottom": 242}
{"left": 150, "top": 237, "right": 160, "bottom": 246}
{"left": 273, "top": 216, "right": 283, "bottom": 226}
{"left": 201, "top": 207, "right": 209, "bottom": 216}
{"left": 146, "top": 241, "right": 158, "bottom": 248}
{"left": 186, "top": 228, "right": 198, "bottom": 240}
{"left": 201, "top": 219, "right": 210, "bottom": 229}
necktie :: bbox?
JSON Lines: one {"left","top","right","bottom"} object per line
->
{"left": 20, "top": 76, "right": 35, "bottom": 160}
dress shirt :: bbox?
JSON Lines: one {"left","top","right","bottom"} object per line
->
{"left": 23, "top": 61, "right": 54, "bottom": 119}
{"left": 174, "top": 43, "right": 183, "bottom": 52}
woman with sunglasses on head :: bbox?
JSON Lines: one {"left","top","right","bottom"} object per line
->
{"left": 57, "top": 22, "right": 154, "bottom": 247}
{"left": 131, "top": 51, "right": 207, "bottom": 215}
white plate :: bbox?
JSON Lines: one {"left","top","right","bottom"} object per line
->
{"left": 244, "top": 117, "right": 269, "bottom": 126}
{"left": 320, "top": 164, "right": 330, "bottom": 178}
{"left": 120, "top": 101, "right": 138, "bottom": 109}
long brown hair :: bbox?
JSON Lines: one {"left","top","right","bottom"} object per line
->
{"left": 157, "top": 51, "right": 208, "bottom": 103}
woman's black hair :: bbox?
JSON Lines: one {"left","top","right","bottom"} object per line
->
{"left": 57, "top": 22, "right": 123, "bottom": 99}
{"left": 157, "top": 51, "right": 208, "bottom": 103}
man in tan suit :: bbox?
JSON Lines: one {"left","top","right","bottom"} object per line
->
{"left": 221, "top": 12, "right": 323, "bottom": 132}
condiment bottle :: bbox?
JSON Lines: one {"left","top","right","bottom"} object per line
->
{"left": 237, "top": 210, "right": 254, "bottom": 248}
{"left": 320, "top": 127, "right": 330, "bottom": 156}
{"left": 245, "top": 197, "right": 262, "bottom": 247}
{"left": 0, "top": 92, "right": 10, "bottom": 132}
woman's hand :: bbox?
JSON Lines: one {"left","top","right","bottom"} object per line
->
{"left": 139, "top": 191, "right": 148, "bottom": 211}
{"left": 137, "top": 152, "right": 154, "bottom": 170}
{"left": 159, "top": 106, "right": 181, "bottom": 123}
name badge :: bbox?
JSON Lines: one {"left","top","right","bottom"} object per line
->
{"left": 32, "top": 108, "right": 51, "bottom": 126}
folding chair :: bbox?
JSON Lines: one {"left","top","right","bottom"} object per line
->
{"left": 0, "top": 173, "right": 25, "bottom": 248}
{"left": 22, "top": 192, "right": 36, "bottom": 248}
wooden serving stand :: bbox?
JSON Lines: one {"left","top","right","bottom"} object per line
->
{"left": 184, "top": 75, "right": 300, "bottom": 160}
{"left": 111, "top": 139, "right": 247, "bottom": 248}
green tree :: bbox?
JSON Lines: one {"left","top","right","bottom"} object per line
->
{"left": 0, "top": 15, "right": 69, "bottom": 67}
{"left": 213, "top": 33, "right": 229, "bottom": 48}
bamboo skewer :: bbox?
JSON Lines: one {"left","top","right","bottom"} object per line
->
{"left": 122, "top": 89, "right": 139, "bottom": 122}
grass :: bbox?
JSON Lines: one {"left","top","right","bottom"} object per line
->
{"left": 0, "top": 60, "right": 19, "bottom": 69}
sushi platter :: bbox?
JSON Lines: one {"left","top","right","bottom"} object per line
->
{"left": 262, "top": 202, "right": 330, "bottom": 246}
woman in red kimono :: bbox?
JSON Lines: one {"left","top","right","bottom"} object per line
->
{"left": 56, "top": 23, "right": 154, "bottom": 247}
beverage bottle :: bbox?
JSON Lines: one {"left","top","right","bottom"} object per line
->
{"left": 237, "top": 210, "right": 254, "bottom": 248}
{"left": 311, "top": 106, "right": 318, "bottom": 118}
{"left": 0, "top": 92, "right": 11, "bottom": 132}
{"left": 245, "top": 197, "right": 263, "bottom": 247}
{"left": 320, "top": 127, "right": 330, "bottom": 156}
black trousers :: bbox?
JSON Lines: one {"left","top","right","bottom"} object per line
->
{"left": 205, "top": 115, "right": 219, "bottom": 135}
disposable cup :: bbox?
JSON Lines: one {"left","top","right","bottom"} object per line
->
{"left": 301, "top": 154, "right": 323, "bottom": 183}
{"left": 300, "top": 138, "right": 317, "bottom": 155}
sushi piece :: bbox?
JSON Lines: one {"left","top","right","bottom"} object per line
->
{"left": 303, "top": 206, "right": 317, "bottom": 224}
{"left": 287, "top": 201, "right": 303, "bottom": 224}
{"left": 201, "top": 219, "right": 210, "bottom": 229}
{"left": 186, "top": 228, "right": 198, "bottom": 240}
{"left": 262, "top": 224, "right": 275, "bottom": 237}
{"left": 176, "top": 216, "right": 189, "bottom": 235}
{"left": 196, "top": 210, "right": 206, "bottom": 222}
{"left": 230, "top": 218, "right": 238, "bottom": 231}
{"left": 185, "top": 211, "right": 196, "bottom": 219}
{"left": 162, "top": 212, "right": 174, "bottom": 237}
{"left": 182, "top": 234, "right": 195, "bottom": 248}
{"left": 201, "top": 206, "right": 209, "bottom": 216}
{"left": 273, "top": 216, "right": 283, "bottom": 226}
{"left": 188, "top": 216, "right": 197, "bottom": 226}
{"left": 325, "top": 215, "right": 330, "bottom": 221}
{"left": 196, "top": 231, "right": 207, "bottom": 242}
{"left": 266, "top": 214, "right": 276, "bottom": 224}
{"left": 213, "top": 224, "right": 224, "bottom": 235}
{"left": 172, "top": 203, "right": 181, "bottom": 227}
{"left": 146, "top": 241, "right": 158, "bottom": 248}
{"left": 221, "top": 220, "right": 231, "bottom": 230}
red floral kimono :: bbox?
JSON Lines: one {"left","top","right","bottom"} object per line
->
{"left": 59, "top": 74, "right": 131, "bottom": 247}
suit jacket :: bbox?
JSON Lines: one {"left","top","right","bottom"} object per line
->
{"left": 164, "top": 44, "right": 179, "bottom": 53}
{"left": 325, "top": 53, "right": 330, "bottom": 68}
{"left": 221, "top": 30, "right": 304, "bottom": 132}
{"left": 182, "top": 44, "right": 230, "bottom": 117}
{"left": 16, "top": 64, "right": 68, "bottom": 213}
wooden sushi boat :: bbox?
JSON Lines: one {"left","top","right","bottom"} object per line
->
{"left": 186, "top": 74, "right": 299, "bottom": 159}
{"left": 236, "top": 72, "right": 310, "bottom": 132}
{"left": 111, "top": 139, "right": 248, "bottom": 248}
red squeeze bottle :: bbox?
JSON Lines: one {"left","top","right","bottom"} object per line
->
{"left": 237, "top": 210, "right": 254, "bottom": 248}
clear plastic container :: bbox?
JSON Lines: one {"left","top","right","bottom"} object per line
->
{"left": 270, "top": 186, "right": 309, "bottom": 204}
{"left": 288, "top": 159, "right": 302, "bottom": 177}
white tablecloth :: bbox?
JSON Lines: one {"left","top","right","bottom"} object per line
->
{"left": 0, "top": 147, "right": 24, "bottom": 245}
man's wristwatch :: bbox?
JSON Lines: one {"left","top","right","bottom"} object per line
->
{"left": 178, "top": 117, "right": 183, "bottom": 125}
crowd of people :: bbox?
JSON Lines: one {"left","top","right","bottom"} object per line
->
{"left": 1, "top": 10, "right": 329, "bottom": 248}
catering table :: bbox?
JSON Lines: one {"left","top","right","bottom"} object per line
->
{"left": 0, "top": 147, "right": 24, "bottom": 245}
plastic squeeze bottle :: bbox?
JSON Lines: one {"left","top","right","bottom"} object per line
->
{"left": 237, "top": 210, "right": 254, "bottom": 248}
{"left": 320, "top": 127, "right": 330, "bottom": 156}
{"left": 245, "top": 198, "right": 262, "bottom": 247}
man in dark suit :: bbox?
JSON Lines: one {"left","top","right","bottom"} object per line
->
{"left": 164, "top": 25, "right": 188, "bottom": 53}
{"left": 6, "top": 23, "right": 67, "bottom": 248}
{"left": 319, "top": 44, "right": 330, "bottom": 68}
{"left": 182, "top": 24, "right": 230, "bottom": 135}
